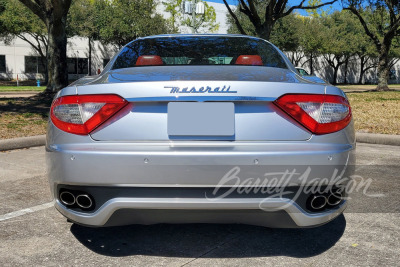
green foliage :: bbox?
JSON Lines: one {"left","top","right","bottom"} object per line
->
{"left": 163, "top": 0, "right": 219, "bottom": 33}
{"left": 306, "top": 0, "right": 332, "bottom": 18}
{"left": 320, "top": 11, "right": 360, "bottom": 56}
{"left": 270, "top": 14, "right": 302, "bottom": 52}
{"left": 0, "top": 0, "right": 5, "bottom": 37}
{"left": 0, "top": 0, "right": 48, "bottom": 79}
{"left": 68, "top": 0, "right": 98, "bottom": 39}
{"left": 0, "top": 0, "right": 46, "bottom": 44}
{"left": 163, "top": 0, "right": 182, "bottom": 32}
{"left": 297, "top": 16, "right": 325, "bottom": 55}
{"left": 95, "top": 0, "right": 171, "bottom": 47}
{"left": 356, "top": 6, "right": 400, "bottom": 59}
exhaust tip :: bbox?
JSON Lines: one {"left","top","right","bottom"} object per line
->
{"left": 327, "top": 192, "right": 342, "bottom": 206}
{"left": 310, "top": 195, "right": 327, "bottom": 210}
{"left": 76, "top": 194, "right": 93, "bottom": 209}
{"left": 60, "top": 191, "right": 75, "bottom": 206}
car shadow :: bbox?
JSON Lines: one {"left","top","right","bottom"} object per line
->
{"left": 70, "top": 214, "right": 346, "bottom": 258}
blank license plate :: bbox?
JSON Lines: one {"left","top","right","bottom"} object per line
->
{"left": 168, "top": 102, "right": 234, "bottom": 136}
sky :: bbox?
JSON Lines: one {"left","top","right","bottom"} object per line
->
{"left": 206, "top": 0, "right": 343, "bottom": 15}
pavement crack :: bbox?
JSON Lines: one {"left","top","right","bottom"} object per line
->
{"left": 180, "top": 232, "right": 242, "bottom": 267}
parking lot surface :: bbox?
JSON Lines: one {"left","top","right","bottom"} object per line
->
{"left": 0, "top": 143, "right": 399, "bottom": 266}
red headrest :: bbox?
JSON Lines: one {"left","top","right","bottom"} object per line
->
{"left": 235, "top": 55, "right": 263, "bottom": 66}
{"left": 136, "top": 55, "right": 163, "bottom": 66}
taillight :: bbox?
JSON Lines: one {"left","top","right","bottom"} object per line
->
{"left": 274, "top": 94, "right": 351, "bottom": 135}
{"left": 50, "top": 94, "right": 127, "bottom": 135}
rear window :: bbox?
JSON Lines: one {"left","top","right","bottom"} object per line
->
{"left": 112, "top": 36, "right": 288, "bottom": 70}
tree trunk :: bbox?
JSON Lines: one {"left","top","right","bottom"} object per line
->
{"left": 333, "top": 66, "right": 339, "bottom": 85}
{"left": 45, "top": 15, "right": 69, "bottom": 92}
{"left": 376, "top": 53, "right": 390, "bottom": 90}
{"left": 256, "top": 23, "right": 273, "bottom": 40}
{"left": 376, "top": 36, "right": 393, "bottom": 91}
{"left": 39, "top": 57, "right": 48, "bottom": 85}
{"left": 309, "top": 54, "right": 313, "bottom": 75}
{"left": 358, "top": 56, "right": 365, "bottom": 84}
{"left": 343, "top": 57, "right": 349, "bottom": 84}
{"left": 376, "top": 61, "right": 390, "bottom": 91}
{"left": 17, "top": 0, "right": 72, "bottom": 93}
{"left": 358, "top": 69, "right": 366, "bottom": 85}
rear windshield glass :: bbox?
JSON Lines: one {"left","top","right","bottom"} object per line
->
{"left": 112, "top": 36, "right": 288, "bottom": 70}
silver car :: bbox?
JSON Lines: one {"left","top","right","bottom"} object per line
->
{"left": 46, "top": 34, "right": 355, "bottom": 228}
{"left": 295, "top": 67, "right": 327, "bottom": 84}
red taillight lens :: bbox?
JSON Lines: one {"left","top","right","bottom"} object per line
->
{"left": 50, "top": 94, "right": 127, "bottom": 135}
{"left": 274, "top": 94, "right": 352, "bottom": 135}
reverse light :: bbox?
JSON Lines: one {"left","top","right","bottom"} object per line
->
{"left": 50, "top": 94, "right": 127, "bottom": 135}
{"left": 274, "top": 94, "right": 351, "bottom": 135}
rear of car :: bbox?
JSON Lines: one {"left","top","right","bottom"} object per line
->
{"left": 46, "top": 35, "right": 355, "bottom": 228}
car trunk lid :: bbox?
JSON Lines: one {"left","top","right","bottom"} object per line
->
{"left": 76, "top": 77, "right": 326, "bottom": 141}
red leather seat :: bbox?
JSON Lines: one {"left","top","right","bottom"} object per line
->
{"left": 235, "top": 55, "right": 263, "bottom": 66}
{"left": 136, "top": 55, "right": 163, "bottom": 66}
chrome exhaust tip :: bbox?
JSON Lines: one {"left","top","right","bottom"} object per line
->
{"left": 59, "top": 191, "right": 75, "bottom": 206}
{"left": 327, "top": 192, "right": 342, "bottom": 206}
{"left": 76, "top": 194, "right": 93, "bottom": 209}
{"left": 310, "top": 195, "right": 327, "bottom": 210}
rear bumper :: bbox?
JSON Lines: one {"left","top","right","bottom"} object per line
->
{"left": 47, "top": 141, "right": 355, "bottom": 187}
{"left": 47, "top": 124, "right": 355, "bottom": 227}
{"left": 55, "top": 197, "right": 348, "bottom": 228}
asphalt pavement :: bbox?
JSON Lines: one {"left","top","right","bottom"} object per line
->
{"left": 0, "top": 143, "right": 399, "bottom": 266}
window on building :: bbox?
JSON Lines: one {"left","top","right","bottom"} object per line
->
{"left": 0, "top": 55, "right": 6, "bottom": 72}
{"left": 389, "top": 68, "right": 397, "bottom": 80}
{"left": 67, "top": 58, "right": 88, "bottom": 74}
{"left": 25, "top": 56, "right": 46, "bottom": 73}
{"left": 67, "top": 58, "right": 76, "bottom": 74}
{"left": 103, "top": 58, "right": 110, "bottom": 68}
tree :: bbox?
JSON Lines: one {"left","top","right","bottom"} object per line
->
{"left": 319, "top": 11, "right": 361, "bottom": 84}
{"left": 95, "top": 0, "right": 170, "bottom": 48}
{"left": 298, "top": 16, "right": 326, "bottom": 74}
{"left": 343, "top": 0, "right": 400, "bottom": 90}
{"left": 350, "top": 8, "right": 377, "bottom": 84}
{"left": 0, "top": 0, "right": 48, "bottom": 83}
{"left": 226, "top": 4, "right": 307, "bottom": 66}
{"left": 163, "top": 0, "right": 219, "bottom": 33}
{"left": 0, "top": 0, "right": 5, "bottom": 37}
{"left": 226, "top": 0, "right": 262, "bottom": 36}
{"left": 222, "top": 0, "right": 336, "bottom": 40}
{"left": 270, "top": 13, "right": 306, "bottom": 66}
{"left": 68, "top": 0, "right": 99, "bottom": 75}
{"left": 17, "top": 0, "right": 72, "bottom": 92}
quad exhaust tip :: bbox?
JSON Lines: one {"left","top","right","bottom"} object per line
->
{"left": 76, "top": 194, "right": 93, "bottom": 209}
{"left": 308, "top": 191, "right": 343, "bottom": 211}
{"left": 59, "top": 191, "right": 76, "bottom": 206}
{"left": 327, "top": 192, "right": 343, "bottom": 206}
{"left": 59, "top": 191, "right": 94, "bottom": 210}
{"left": 310, "top": 195, "right": 327, "bottom": 210}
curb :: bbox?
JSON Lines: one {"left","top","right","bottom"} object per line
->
{"left": 0, "top": 135, "right": 46, "bottom": 152}
{"left": 0, "top": 133, "right": 399, "bottom": 152}
{"left": 355, "top": 132, "right": 400, "bottom": 146}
